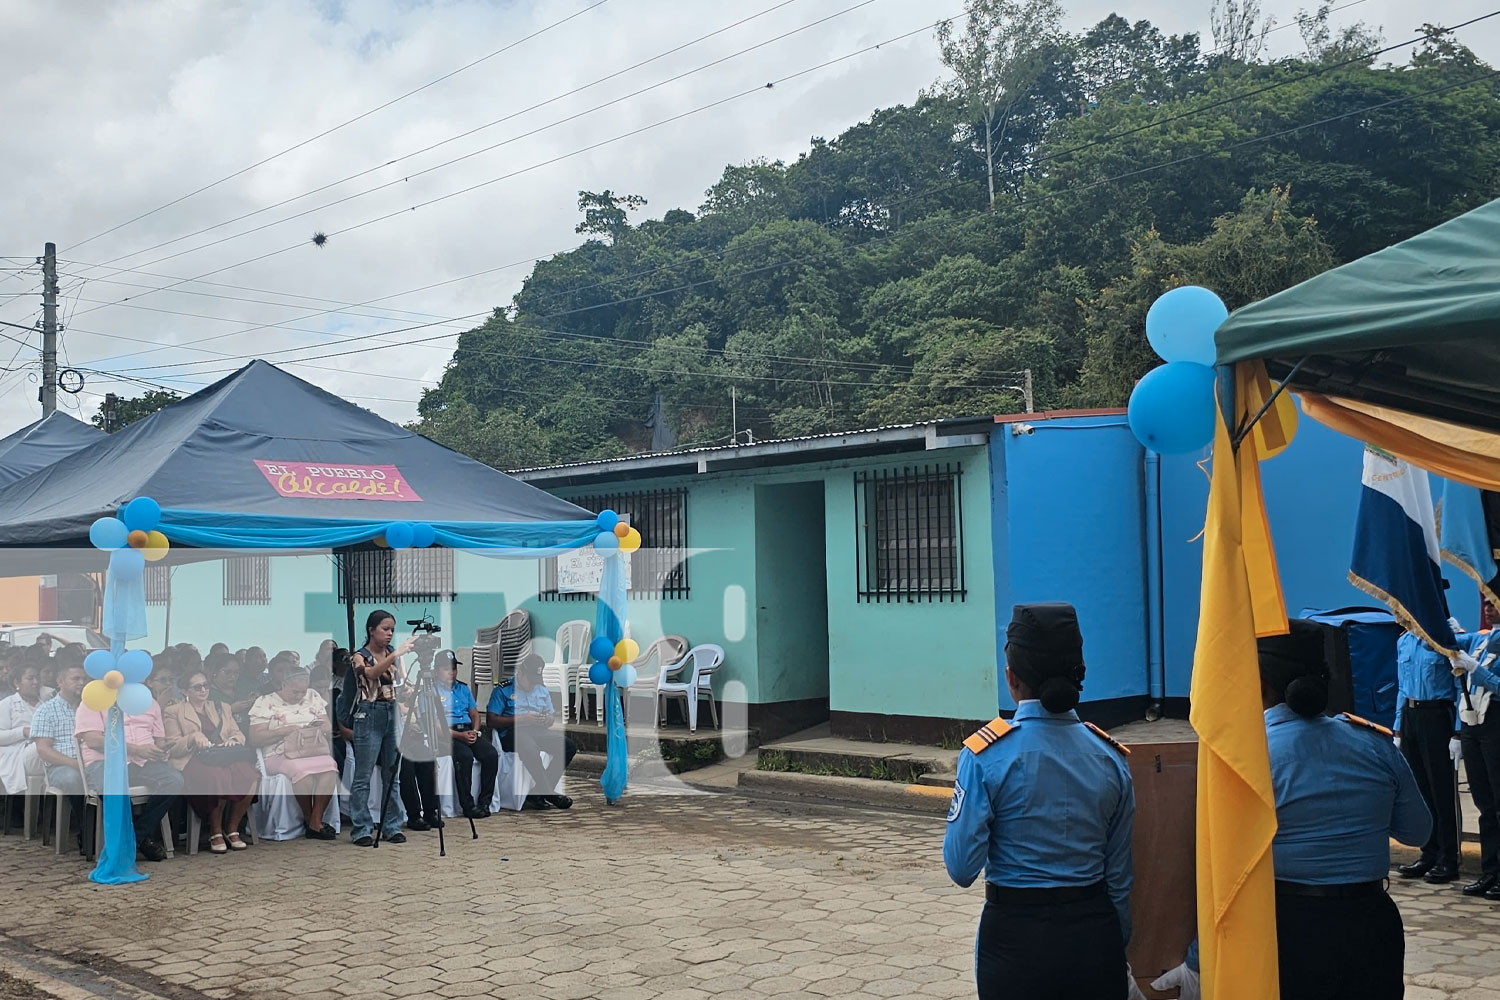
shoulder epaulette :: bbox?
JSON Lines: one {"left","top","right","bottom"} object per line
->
{"left": 1339, "top": 712, "right": 1394, "bottom": 738}
{"left": 1084, "top": 721, "right": 1131, "bottom": 756}
{"left": 963, "top": 717, "right": 1014, "bottom": 754}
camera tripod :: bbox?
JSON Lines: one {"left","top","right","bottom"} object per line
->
{"left": 372, "top": 630, "right": 478, "bottom": 856}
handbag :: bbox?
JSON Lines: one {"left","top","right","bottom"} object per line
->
{"left": 196, "top": 745, "right": 255, "bottom": 767}
{"left": 282, "top": 727, "right": 330, "bottom": 760}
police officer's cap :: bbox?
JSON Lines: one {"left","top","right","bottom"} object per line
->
{"left": 1005, "top": 603, "right": 1084, "bottom": 663}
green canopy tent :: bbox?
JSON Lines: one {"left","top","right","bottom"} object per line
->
{"left": 1215, "top": 195, "right": 1500, "bottom": 432}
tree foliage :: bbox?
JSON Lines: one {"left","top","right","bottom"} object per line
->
{"left": 395, "top": 12, "right": 1499, "bottom": 466}
{"left": 90, "top": 390, "right": 179, "bottom": 432}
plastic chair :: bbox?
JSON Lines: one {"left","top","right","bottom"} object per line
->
{"left": 624, "top": 635, "right": 689, "bottom": 728}
{"left": 656, "top": 645, "right": 725, "bottom": 733}
{"left": 497, "top": 610, "right": 532, "bottom": 678}
{"left": 22, "top": 773, "right": 43, "bottom": 840}
{"left": 46, "top": 774, "right": 79, "bottom": 856}
{"left": 250, "top": 749, "right": 341, "bottom": 841}
{"left": 545, "top": 620, "right": 592, "bottom": 723}
{"left": 74, "top": 751, "right": 174, "bottom": 861}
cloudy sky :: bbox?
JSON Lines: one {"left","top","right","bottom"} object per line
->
{"left": 0, "top": 0, "right": 1494, "bottom": 438}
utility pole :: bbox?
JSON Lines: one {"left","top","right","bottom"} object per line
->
{"left": 40, "top": 242, "right": 57, "bottom": 416}
{"left": 102, "top": 393, "right": 118, "bottom": 433}
{"left": 731, "top": 386, "right": 737, "bottom": 444}
{"left": 1021, "top": 369, "right": 1034, "bottom": 414}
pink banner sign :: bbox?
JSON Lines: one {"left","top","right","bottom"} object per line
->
{"left": 254, "top": 461, "right": 422, "bottom": 502}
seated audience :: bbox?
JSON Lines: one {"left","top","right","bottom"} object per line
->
{"left": 32, "top": 664, "right": 87, "bottom": 847}
{"left": 147, "top": 659, "right": 183, "bottom": 708}
{"left": 249, "top": 667, "right": 339, "bottom": 840}
{"left": 75, "top": 692, "right": 184, "bottom": 862}
{"left": 164, "top": 670, "right": 258, "bottom": 854}
{"left": 0, "top": 664, "right": 45, "bottom": 794}
{"left": 437, "top": 651, "right": 496, "bottom": 819}
{"left": 486, "top": 653, "right": 575, "bottom": 810}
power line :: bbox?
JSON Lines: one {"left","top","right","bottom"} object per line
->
{"left": 62, "top": 0, "right": 616, "bottom": 255}
{"left": 68, "top": 12, "right": 957, "bottom": 337}
{"left": 76, "top": 0, "right": 828, "bottom": 273}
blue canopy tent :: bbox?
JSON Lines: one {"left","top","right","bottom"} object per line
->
{"left": 0, "top": 361, "right": 634, "bottom": 826}
{"left": 0, "top": 411, "right": 106, "bottom": 487}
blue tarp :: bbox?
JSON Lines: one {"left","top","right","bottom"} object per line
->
{"left": 0, "top": 411, "right": 105, "bottom": 487}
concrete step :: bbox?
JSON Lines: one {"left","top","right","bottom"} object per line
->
{"left": 754, "top": 745, "right": 951, "bottom": 783}
{"left": 916, "top": 772, "right": 956, "bottom": 789}
{"left": 737, "top": 769, "right": 951, "bottom": 815}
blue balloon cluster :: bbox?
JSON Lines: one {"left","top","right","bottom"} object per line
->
{"left": 382, "top": 521, "right": 437, "bottom": 549}
{"left": 1129, "top": 286, "right": 1227, "bottom": 455}
{"left": 88, "top": 496, "right": 164, "bottom": 582}
{"left": 588, "top": 662, "right": 612, "bottom": 686}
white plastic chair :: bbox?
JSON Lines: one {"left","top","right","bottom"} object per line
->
{"left": 486, "top": 730, "right": 558, "bottom": 810}
{"left": 624, "top": 635, "right": 689, "bottom": 728}
{"left": 549, "top": 620, "right": 593, "bottom": 723}
{"left": 656, "top": 644, "right": 725, "bottom": 733}
{"left": 250, "top": 749, "right": 342, "bottom": 841}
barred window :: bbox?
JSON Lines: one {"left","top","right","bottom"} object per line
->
{"left": 541, "top": 488, "right": 688, "bottom": 600}
{"left": 145, "top": 564, "right": 171, "bottom": 606}
{"left": 223, "top": 555, "right": 271, "bottom": 606}
{"left": 337, "top": 547, "right": 455, "bottom": 603}
{"left": 854, "top": 464, "right": 965, "bottom": 602}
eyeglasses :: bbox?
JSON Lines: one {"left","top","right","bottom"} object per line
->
{"left": 186, "top": 683, "right": 210, "bottom": 691}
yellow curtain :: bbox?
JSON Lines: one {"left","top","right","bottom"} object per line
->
{"left": 1192, "top": 361, "right": 1288, "bottom": 999}
{"left": 1300, "top": 393, "right": 1500, "bottom": 490}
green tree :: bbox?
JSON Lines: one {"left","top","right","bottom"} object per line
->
{"left": 408, "top": 398, "right": 553, "bottom": 472}
{"left": 575, "top": 190, "right": 647, "bottom": 243}
{"left": 91, "top": 390, "right": 180, "bottom": 432}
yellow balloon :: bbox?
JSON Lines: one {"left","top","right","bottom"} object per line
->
{"left": 81, "top": 680, "right": 117, "bottom": 712}
{"left": 614, "top": 638, "right": 640, "bottom": 663}
{"left": 1253, "top": 384, "right": 1300, "bottom": 460}
{"left": 620, "top": 528, "right": 642, "bottom": 553}
{"left": 142, "top": 530, "right": 170, "bottom": 562}
{"left": 374, "top": 536, "right": 390, "bottom": 548}
{"left": 103, "top": 670, "right": 124, "bottom": 689}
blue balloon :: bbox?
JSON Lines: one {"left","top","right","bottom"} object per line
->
{"left": 1146, "top": 286, "right": 1227, "bottom": 366}
{"left": 122, "top": 497, "right": 161, "bottom": 533}
{"left": 596, "top": 509, "right": 619, "bottom": 532}
{"left": 616, "top": 664, "right": 638, "bottom": 689}
{"left": 109, "top": 546, "right": 145, "bottom": 580}
{"left": 410, "top": 522, "right": 436, "bottom": 548}
{"left": 116, "top": 682, "right": 153, "bottom": 716}
{"left": 89, "top": 516, "right": 128, "bottom": 551}
{"left": 588, "top": 636, "right": 615, "bottom": 662}
{"left": 588, "top": 662, "right": 612, "bottom": 686}
{"left": 385, "top": 522, "right": 414, "bottom": 549}
{"left": 594, "top": 531, "right": 619, "bottom": 551}
{"left": 118, "top": 649, "right": 154, "bottom": 684}
{"left": 83, "top": 649, "right": 116, "bottom": 680}
{"left": 1128, "top": 362, "right": 1218, "bottom": 455}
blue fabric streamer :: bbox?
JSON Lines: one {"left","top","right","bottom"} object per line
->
{"left": 597, "top": 555, "right": 629, "bottom": 803}
{"left": 158, "top": 509, "right": 598, "bottom": 555}
{"left": 89, "top": 701, "right": 145, "bottom": 885}
{"left": 101, "top": 563, "right": 147, "bottom": 643}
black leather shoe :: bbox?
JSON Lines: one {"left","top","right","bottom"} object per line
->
{"left": 425, "top": 813, "right": 444, "bottom": 829}
{"left": 386, "top": 832, "right": 407, "bottom": 844}
{"left": 136, "top": 836, "right": 167, "bottom": 862}
{"left": 1425, "top": 866, "right": 1460, "bottom": 884}
{"left": 1463, "top": 874, "right": 1497, "bottom": 896}
{"left": 1397, "top": 859, "right": 1436, "bottom": 879}
{"left": 352, "top": 836, "right": 374, "bottom": 847}
{"left": 1485, "top": 882, "right": 1500, "bottom": 902}
{"left": 406, "top": 817, "right": 430, "bottom": 832}
{"left": 545, "top": 795, "right": 574, "bottom": 810}
{"left": 523, "top": 795, "right": 554, "bottom": 810}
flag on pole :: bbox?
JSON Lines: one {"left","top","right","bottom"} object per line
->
{"left": 1190, "top": 362, "right": 1286, "bottom": 1000}
{"left": 1438, "top": 478, "right": 1500, "bottom": 617}
{"left": 1349, "top": 447, "right": 1457, "bottom": 654}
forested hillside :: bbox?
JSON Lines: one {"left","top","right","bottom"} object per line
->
{"left": 410, "top": 5, "right": 1500, "bottom": 468}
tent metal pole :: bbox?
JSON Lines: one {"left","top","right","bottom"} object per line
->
{"left": 1230, "top": 356, "right": 1308, "bottom": 449}
{"left": 341, "top": 549, "right": 356, "bottom": 650}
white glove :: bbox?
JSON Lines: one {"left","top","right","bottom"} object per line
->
{"left": 1451, "top": 737, "right": 1464, "bottom": 766}
{"left": 1452, "top": 649, "right": 1481, "bottom": 675}
{"left": 1126, "top": 966, "right": 1149, "bottom": 1000}
{"left": 1450, "top": 616, "right": 1466, "bottom": 635}
{"left": 1152, "top": 962, "right": 1202, "bottom": 1000}
{"left": 1393, "top": 735, "right": 1402, "bottom": 750}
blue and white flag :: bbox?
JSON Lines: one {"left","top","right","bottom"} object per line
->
{"left": 1350, "top": 446, "right": 1457, "bottom": 654}
{"left": 1439, "top": 477, "right": 1500, "bottom": 615}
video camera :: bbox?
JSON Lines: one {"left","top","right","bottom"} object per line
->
{"left": 407, "top": 614, "right": 441, "bottom": 635}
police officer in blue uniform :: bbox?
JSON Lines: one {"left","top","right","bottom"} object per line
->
{"left": 1393, "top": 623, "right": 1467, "bottom": 884}
{"left": 1258, "top": 620, "right": 1432, "bottom": 1000}
{"left": 943, "top": 603, "right": 1136, "bottom": 1000}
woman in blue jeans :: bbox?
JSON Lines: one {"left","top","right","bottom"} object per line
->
{"left": 348, "top": 610, "right": 414, "bottom": 847}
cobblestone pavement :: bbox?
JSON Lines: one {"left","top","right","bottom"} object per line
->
{"left": 0, "top": 788, "right": 1497, "bottom": 1000}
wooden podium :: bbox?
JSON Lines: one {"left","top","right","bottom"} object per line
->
{"left": 1124, "top": 740, "right": 1198, "bottom": 998}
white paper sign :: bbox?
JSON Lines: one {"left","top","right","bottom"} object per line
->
{"left": 557, "top": 548, "right": 633, "bottom": 594}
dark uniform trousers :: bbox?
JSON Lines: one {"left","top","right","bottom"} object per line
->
{"left": 975, "top": 888, "right": 1125, "bottom": 1000}
{"left": 398, "top": 758, "right": 439, "bottom": 822}
{"left": 1463, "top": 709, "right": 1500, "bottom": 875}
{"left": 1276, "top": 890, "right": 1403, "bottom": 1000}
{"left": 1402, "top": 702, "right": 1460, "bottom": 868}
{"left": 450, "top": 732, "right": 499, "bottom": 812}
{"left": 497, "top": 727, "right": 577, "bottom": 796}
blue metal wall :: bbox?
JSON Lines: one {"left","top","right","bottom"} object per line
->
{"left": 988, "top": 406, "right": 1465, "bottom": 713}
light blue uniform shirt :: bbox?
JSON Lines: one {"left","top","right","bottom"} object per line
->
{"left": 1394, "top": 631, "right": 1476, "bottom": 733}
{"left": 942, "top": 701, "right": 1135, "bottom": 940}
{"left": 1266, "top": 704, "right": 1431, "bottom": 883}
{"left": 485, "top": 680, "right": 553, "bottom": 718}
